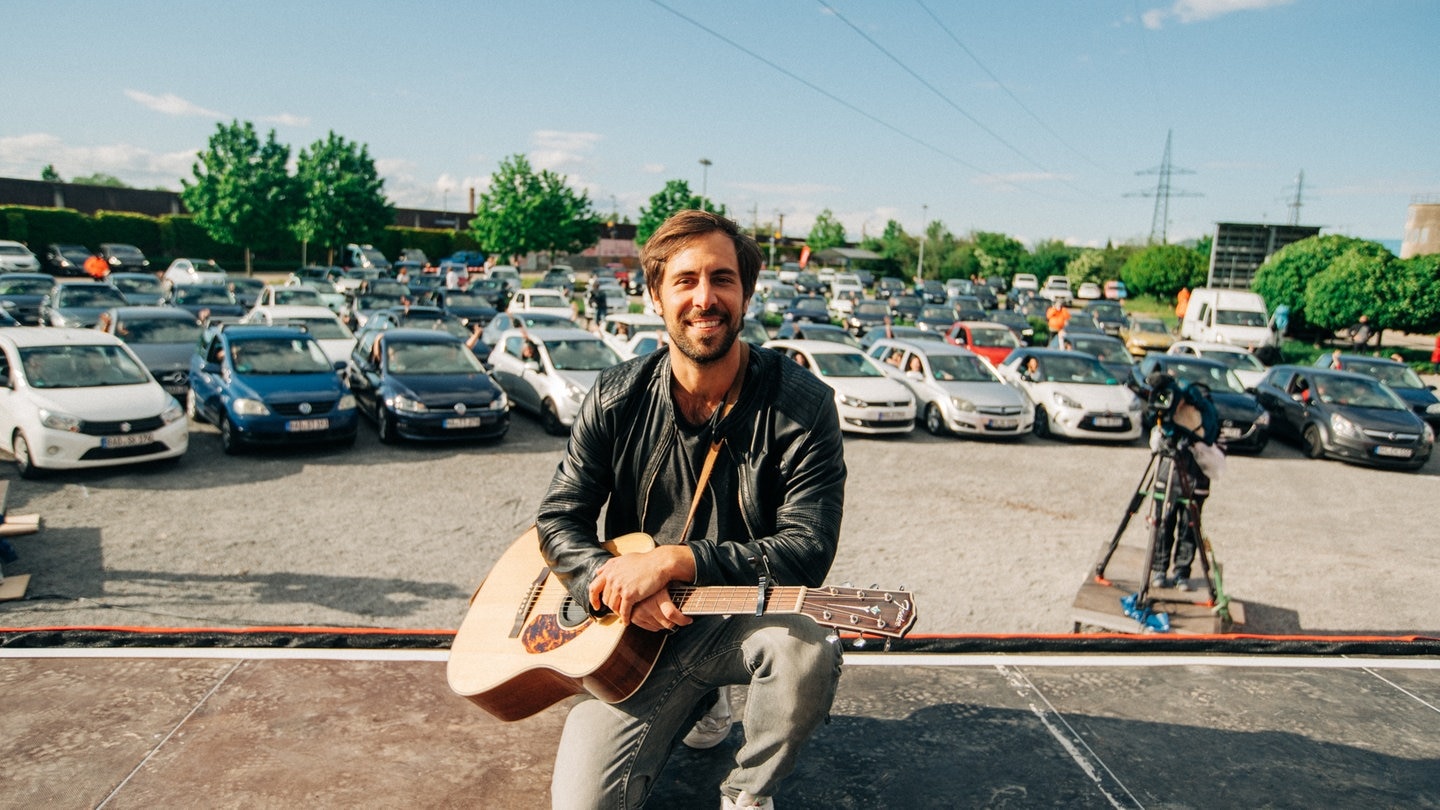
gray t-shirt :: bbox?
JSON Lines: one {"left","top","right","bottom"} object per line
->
{"left": 645, "top": 391, "right": 742, "bottom": 547}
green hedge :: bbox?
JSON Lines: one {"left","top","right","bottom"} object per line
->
{"left": 93, "top": 211, "right": 162, "bottom": 256}
{"left": 0, "top": 206, "right": 92, "bottom": 250}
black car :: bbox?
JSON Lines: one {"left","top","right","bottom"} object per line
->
{"left": 109, "top": 272, "right": 169, "bottom": 306}
{"left": 1253, "top": 365, "right": 1432, "bottom": 471}
{"left": 888, "top": 293, "right": 923, "bottom": 323}
{"left": 1085, "top": 300, "right": 1126, "bottom": 337}
{"left": 793, "top": 272, "right": 826, "bottom": 296}
{"left": 0, "top": 273, "right": 56, "bottom": 324}
{"left": 539, "top": 269, "right": 575, "bottom": 297}
{"left": 988, "top": 309, "right": 1035, "bottom": 344}
{"left": 42, "top": 281, "right": 129, "bottom": 327}
{"left": 1313, "top": 353, "right": 1440, "bottom": 430}
{"left": 948, "top": 295, "right": 987, "bottom": 322}
{"left": 171, "top": 284, "right": 246, "bottom": 321}
{"left": 845, "top": 299, "right": 892, "bottom": 336}
{"left": 432, "top": 289, "right": 499, "bottom": 330}
{"left": 100, "top": 243, "right": 149, "bottom": 273}
{"left": 914, "top": 305, "right": 958, "bottom": 332}
{"left": 347, "top": 328, "right": 509, "bottom": 444}
{"left": 781, "top": 295, "right": 831, "bottom": 326}
{"left": 1130, "top": 354, "right": 1269, "bottom": 453}
{"left": 772, "top": 321, "right": 861, "bottom": 347}
{"left": 875, "top": 277, "right": 906, "bottom": 300}
{"left": 467, "top": 277, "right": 512, "bottom": 310}
{"left": 919, "top": 280, "right": 947, "bottom": 305}
{"left": 43, "top": 243, "right": 93, "bottom": 277}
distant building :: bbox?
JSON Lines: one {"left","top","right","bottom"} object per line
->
{"left": 1208, "top": 222, "right": 1321, "bottom": 289}
{"left": 1401, "top": 196, "right": 1440, "bottom": 259}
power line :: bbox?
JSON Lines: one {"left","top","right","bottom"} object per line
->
{"left": 1125, "top": 129, "right": 1201, "bottom": 244}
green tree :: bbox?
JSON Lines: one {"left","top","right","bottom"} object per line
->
{"left": 72, "top": 172, "right": 128, "bottom": 188}
{"left": 1393, "top": 254, "right": 1440, "bottom": 335}
{"left": 1303, "top": 248, "right": 1394, "bottom": 333}
{"left": 182, "top": 120, "right": 297, "bottom": 274}
{"left": 469, "top": 154, "right": 600, "bottom": 262}
{"left": 859, "top": 219, "right": 912, "bottom": 278}
{"left": 806, "top": 209, "right": 847, "bottom": 252}
{"left": 40, "top": 165, "right": 61, "bottom": 182}
{"left": 635, "top": 180, "right": 725, "bottom": 245}
{"left": 1064, "top": 249, "right": 1105, "bottom": 286}
{"left": 1119, "top": 244, "right": 1205, "bottom": 299}
{"left": 293, "top": 131, "right": 393, "bottom": 266}
{"left": 971, "top": 232, "right": 1027, "bottom": 282}
{"left": 1025, "top": 240, "right": 1076, "bottom": 283}
{"left": 1252, "top": 235, "right": 1391, "bottom": 322}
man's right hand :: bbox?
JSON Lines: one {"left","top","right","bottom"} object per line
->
{"left": 587, "top": 545, "right": 697, "bottom": 631}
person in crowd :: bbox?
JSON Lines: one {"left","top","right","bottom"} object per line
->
{"left": 1348, "top": 314, "right": 1374, "bottom": 353}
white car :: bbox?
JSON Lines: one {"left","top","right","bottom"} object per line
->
{"left": 598, "top": 313, "right": 665, "bottom": 356}
{"left": 765, "top": 339, "right": 915, "bottom": 435}
{"left": 508, "top": 288, "right": 575, "bottom": 320}
{"left": 242, "top": 305, "right": 356, "bottom": 366}
{"left": 161, "top": 258, "right": 227, "bottom": 287}
{"left": 869, "top": 339, "right": 1032, "bottom": 438}
{"left": 1076, "top": 282, "right": 1102, "bottom": 300}
{"left": 487, "top": 327, "right": 621, "bottom": 434}
{"left": 828, "top": 283, "right": 865, "bottom": 319}
{"left": 1166, "top": 340, "right": 1268, "bottom": 389}
{"left": 0, "top": 240, "right": 41, "bottom": 273}
{"left": 255, "top": 284, "right": 326, "bottom": 310}
{"left": 1011, "top": 273, "right": 1039, "bottom": 292}
{"left": 997, "top": 348, "right": 1143, "bottom": 442}
{"left": 0, "top": 327, "right": 187, "bottom": 477}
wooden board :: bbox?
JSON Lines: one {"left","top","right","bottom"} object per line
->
{"left": 0, "top": 573, "right": 30, "bottom": 602}
{"left": 1073, "top": 543, "right": 1244, "bottom": 634}
{"left": 0, "top": 513, "right": 41, "bottom": 537}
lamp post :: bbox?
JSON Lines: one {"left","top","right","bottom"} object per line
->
{"left": 916, "top": 204, "right": 928, "bottom": 283}
{"left": 699, "top": 158, "right": 712, "bottom": 211}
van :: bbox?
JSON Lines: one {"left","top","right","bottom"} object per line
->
{"left": 1179, "top": 287, "right": 1278, "bottom": 349}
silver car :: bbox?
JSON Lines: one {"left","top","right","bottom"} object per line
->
{"left": 486, "top": 327, "right": 621, "bottom": 434}
{"left": 868, "top": 339, "right": 1033, "bottom": 438}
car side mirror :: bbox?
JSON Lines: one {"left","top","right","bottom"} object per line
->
{"left": 203, "top": 361, "right": 221, "bottom": 374}
{"left": 333, "top": 360, "right": 347, "bottom": 372}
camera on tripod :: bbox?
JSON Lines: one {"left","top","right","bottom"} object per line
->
{"left": 1142, "top": 371, "right": 1218, "bottom": 450}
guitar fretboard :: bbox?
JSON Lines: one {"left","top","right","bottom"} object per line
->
{"left": 668, "top": 585, "right": 805, "bottom": 615}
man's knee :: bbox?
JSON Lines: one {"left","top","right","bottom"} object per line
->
{"left": 745, "top": 618, "right": 842, "bottom": 682}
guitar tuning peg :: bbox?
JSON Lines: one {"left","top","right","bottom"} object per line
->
{"left": 841, "top": 581, "right": 853, "bottom": 588}
{"left": 869, "top": 583, "right": 878, "bottom": 589}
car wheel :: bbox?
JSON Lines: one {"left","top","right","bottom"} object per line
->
{"left": 541, "top": 400, "right": 566, "bottom": 436}
{"left": 1302, "top": 424, "right": 1326, "bottom": 459}
{"left": 377, "top": 409, "right": 399, "bottom": 445}
{"left": 12, "top": 431, "right": 41, "bottom": 480}
{"left": 218, "top": 414, "right": 243, "bottom": 455}
{"left": 1033, "top": 406, "right": 1051, "bottom": 439}
{"left": 925, "top": 403, "right": 949, "bottom": 437}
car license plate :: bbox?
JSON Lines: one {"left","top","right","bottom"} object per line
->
{"left": 1375, "top": 446, "right": 1413, "bottom": 458}
{"left": 877, "top": 410, "right": 907, "bottom": 421}
{"left": 1221, "top": 426, "right": 1242, "bottom": 439}
{"left": 286, "top": 418, "right": 329, "bottom": 432}
{"left": 987, "top": 418, "right": 1017, "bottom": 429}
{"left": 444, "top": 416, "right": 483, "bottom": 429}
{"left": 1094, "top": 416, "right": 1123, "bottom": 428}
{"left": 102, "top": 432, "right": 153, "bottom": 449}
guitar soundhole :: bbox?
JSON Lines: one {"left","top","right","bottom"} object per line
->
{"left": 521, "top": 597, "right": 593, "bottom": 653}
{"left": 558, "top": 596, "right": 590, "bottom": 629}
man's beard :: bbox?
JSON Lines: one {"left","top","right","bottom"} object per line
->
{"left": 667, "top": 306, "right": 741, "bottom": 366}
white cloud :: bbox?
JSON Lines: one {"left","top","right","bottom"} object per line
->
{"left": 259, "top": 113, "right": 311, "bottom": 128}
{"left": 123, "top": 89, "right": 226, "bottom": 119}
{"left": 0, "top": 132, "right": 195, "bottom": 189}
{"left": 640, "top": 163, "right": 666, "bottom": 175}
{"left": 529, "top": 130, "right": 601, "bottom": 173}
{"left": 1142, "top": 0, "right": 1294, "bottom": 29}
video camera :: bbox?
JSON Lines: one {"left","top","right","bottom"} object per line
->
{"left": 1143, "top": 371, "right": 1219, "bottom": 448}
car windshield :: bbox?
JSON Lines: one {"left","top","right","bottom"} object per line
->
{"left": 230, "top": 338, "right": 333, "bottom": 374}
{"left": 19, "top": 345, "right": 150, "bottom": 388}
{"left": 813, "top": 351, "right": 883, "bottom": 378}
{"left": 792, "top": 299, "right": 829, "bottom": 316}
{"left": 970, "top": 327, "right": 1020, "bottom": 348}
{"left": 304, "top": 280, "right": 338, "bottom": 294}
{"left": 544, "top": 338, "right": 619, "bottom": 371}
{"left": 115, "top": 317, "right": 201, "bottom": 345}
{"left": 0, "top": 245, "right": 30, "bottom": 256}
{"left": 59, "top": 246, "right": 90, "bottom": 260}
{"left": 289, "top": 317, "right": 350, "bottom": 340}
{"left": 929, "top": 354, "right": 996, "bottom": 382}
{"left": 1205, "top": 350, "right": 1264, "bottom": 372}
{"left": 528, "top": 293, "right": 567, "bottom": 309}
{"left": 920, "top": 306, "right": 954, "bottom": 320}
{"left": 802, "top": 328, "right": 860, "bottom": 347}
{"left": 1342, "top": 359, "right": 1424, "bottom": 389}
{"left": 1215, "top": 309, "right": 1267, "bottom": 327}
{"left": 855, "top": 302, "right": 889, "bottom": 317}
{"left": 56, "top": 286, "right": 127, "bottom": 307}
{"left": 1161, "top": 361, "right": 1246, "bottom": 394}
{"left": 173, "top": 287, "right": 234, "bottom": 306}
{"left": 1132, "top": 317, "right": 1166, "bottom": 332}
{"left": 386, "top": 341, "right": 484, "bottom": 374}
{"left": 358, "top": 293, "right": 404, "bottom": 310}
{"left": 1069, "top": 337, "right": 1133, "bottom": 364}
{"left": 0, "top": 278, "right": 51, "bottom": 295}
{"left": 112, "top": 277, "right": 162, "bottom": 295}
{"left": 893, "top": 295, "right": 920, "bottom": 307}
{"left": 443, "top": 293, "right": 489, "bottom": 307}
{"left": 1033, "top": 355, "right": 1115, "bottom": 384}
{"left": 106, "top": 246, "right": 144, "bottom": 259}
{"left": 1315, "top": 376, "right": 1406, "bottom": 410}
{"left": 273, "top": 289, "right": 323, "bottom": 305}
{"left": 399, "top": 315, "right": 469, "bottom": 340}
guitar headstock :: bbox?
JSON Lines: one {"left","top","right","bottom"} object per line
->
{"left": 799, "top": 585, "right": 917, "bottom": 638}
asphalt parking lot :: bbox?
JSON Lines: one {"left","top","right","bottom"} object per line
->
{"left": 0, "top": 402, "right": 1436, "bottom": 638}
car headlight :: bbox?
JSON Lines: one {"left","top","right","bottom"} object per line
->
{"left": 949, "top": 396, "right": 976, "bottom": 412}
{"left": 232, "top": 397, "right": 271, "bottom": 416}
{"left": 490, "top": 391, "right": 508, "bottom": 410}
{"left": 1052, "top": 392, "right": 1082, "bottom": 410}
{"left": 565, "top": 381, "right": 586, "bottom": 402}
{"left": 1329, "top": 412, "right": 1359, "bottom": 438}
{"left": 160, "top": 401, "right": 184, "bottom": 425}
{"left": 338, "top": 393, "right": 356, "bottom": 410}
{"left": 1423, "top": 423, "right": 1435, "bottom": 444}
{"left": 839, "top": 394, "right": 867, "bottom": 408}
{"left": 39, "top": 408, "right": 81, "bottom": 432}
{"left": 1426, "top": 403, "right": 1440, "bottom": 416}
{"left": 1127, "top": 396, "right": 1143, "bottom": 413}
{"left": 390, "top": 394, "right": 425, "bottom": 413}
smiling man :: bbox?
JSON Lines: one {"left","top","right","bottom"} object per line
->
{"left": 537, "top": 210, "right": 847, "bottom": 810}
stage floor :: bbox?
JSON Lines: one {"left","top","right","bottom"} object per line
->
{"left": 4, "top": 641, "right": 1439, "bottom": 808}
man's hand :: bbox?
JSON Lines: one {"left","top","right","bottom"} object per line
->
{"left": 588, "top": 545, "right": 696, "bottom": 631}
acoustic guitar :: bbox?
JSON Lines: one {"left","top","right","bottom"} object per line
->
{"left": 448, "top": 528, "right": 917, "bottom": 721}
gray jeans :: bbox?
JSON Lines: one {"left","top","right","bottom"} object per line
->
{"left": 549, "top": 613, "right": 842, "bottom": 809}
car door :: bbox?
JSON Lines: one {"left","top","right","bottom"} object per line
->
{"left": 190, "top": 335, "right": 226, "bottom": 421}
{"left": 348, "top": 332, "right": 382, "bottom": 417}
{"left": 0, "top": 345, "right": 21, "bottom": 448}
{"left": 1257, "top": 369, "right": 1305, "bottom": 440}
{"left": 491, "top": 335, "right": 539, "bottom": 413}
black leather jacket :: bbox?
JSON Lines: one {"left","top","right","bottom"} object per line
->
{"left": 537, "top": 345, "right": 846, "bottom": 614}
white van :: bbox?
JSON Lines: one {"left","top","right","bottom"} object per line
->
{"left": 1179, "top": 287, "right": 1278, "bottom": 349}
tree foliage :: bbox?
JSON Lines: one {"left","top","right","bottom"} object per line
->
{"left": 1024, "top": 240, "right": 1077, "bottom": 283}
{"left": 1119, "top": 244, "right": 1205, "bottom": 299}
{"left": 182, "top": 121, "right": 297, "bottom": 273}
{"left": 292, "top": 131, "right": 393, "bottom": 264}
{"left": 469, "top": 154, "right": 599, "bottom": 261}
{"left": 635, "top": 180, "right": 725, "bottom": 245}
{"left": 1303, "top": 248, "right": 1393, "bottom": 331}
{"left": 859, "top": 219, "right": 913, "bottom": 277}
{"left": 72, "top": 172, "right": 129, "bottom": 188}
{"left": 806, "top": 209, "right": 847, "bottom": 252}
{"left": 40, "top": 165, "right": 61, "bottom": 182}
{"left": 1252, "top": 235, "right": 1390, "bottom": 320}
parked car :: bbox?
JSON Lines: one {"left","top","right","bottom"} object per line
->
{"left": 1038, "top": 275, "right": 1072, "bottom": 305}
{"left": 108, "top": 272, "right": 168, "bottom": 306}
{"left": 288, "top": 265, "right": 346, "bottom": 286}
{"left": 97, "top": 306, "right": 202, "bottom": 400}
{"left": 255, "top": 284, "right": 325, "bottom": 309}
{"left": 1085, "top": 300, "right": 1126, "bottom": 337}
{"left": 1252, "top": 365, "right": 1432, "bottom": 471}
{"left": 764, "top": 339, "right": 915, "bottom": 435}
{"left": 42, "top": 281, "right": 128, "bottom": 327}
{"left": 0, "top": 240, "right": 42, "bottom": 273}
{"left": 43, "top": 243, "right": 93, "bottom": 277}
{"left": 227, "top": 276, "right": 266, "bottom": 308}
{"left": 780, "top": 295, "right": 832, "bottom": 328}
{"left": 1120, "top": 314, "right": 1175, "bottom": 357}
{"left": 859, "top": 325, "right": 945, "bottom": 350}
{"left": 0, "top": 273, "right": 55, "bottom": 325}
{"left": 1166, "top": 341, "right": 1268, "bottom": 389}
{"left": 1104, "top": 280, "right": 1128, "bottom": 300}
{"left": 359, "top": 306, "right": 473, "bottom": 344}
{"left": 997, "top": 348, "right": 1143, "bottom": 442}
{"left": 844, "top": 300, "right": 892, "bottom": 337}
{"left": 480, "top": 311, "right": 581, "bottom": 349}
{"left": 760, "top": 284, "right": 799, "bottom": 318}
{"left": 487, "top": 265, "right": 522, "bottom": 296}
{"left": 868, "top": 338, "right": 1032, "bottom": 438}
{"left": 170, "top": 284, "right": 244, "bottom": 321}
{"left": 888, "top": 293, "right": 923, "bottom": 324}
{"left": 597, "top": 313, "right": 665, "bottom": 357}
{"left": 918, "top": 280, "right": 947, "bottom": 305}
{"left": 347, "top": 328, "right": 509, "bottom": 444}
{"left": 1010, "top": 273, "right": 1039, "bottom": 293}
{"left": 465, "top": 277, "right": 512, "bottom": 310}
{"left": 740, "top": 318, "right": 770, "bottom": 346}
{"left": 540, "top": 269, "right": 575, "bottom": 297}
{"left": 508, "top": 288, "right": 575, "bottom": 320}
{"left": 987, "top": 309, "right": 1035, "bottom": 345}
{"left": 161, "top": 258, "right": 226, "bottom": 287}
{"left": 1076, "top": 282, "right": 1102, "bottom": 300}
{"left": 793, "top": 272, "right": 825, "bottom": 296}
{"left": 773, "top": 321, "right": 861, "bottom": 347}
{"left": 343, "top": 289, "right": 408, "bottom": 331}
{"left": 1050, "top": 330, "right": 1135, "bottom": 381}
{"left": 1130, "top": 353, "right": 1269, "bottom": 453}
{"left": 1312, "top": 353, "right": 1440, "bottom": 430}
{"left": 0, "top": 327, "right": 188, "bottom": 477}
{"left": 914, "top": 305, "right": 958, "bottom": 332}
{"left": 945, "top": 321, "right": 1022, "bottom": 366}
{"left": 100, "top": 243, "right": 149, "bottom": 274}
{"left": 487, "top": 327, "right": 621, "bottom": 434}
{"left": 431, "top": 288, "right": 499, "bottom": 329}
{"left": 875, "top": 277, "right": 906, "bottom": 300}
{"left": 187, "top": 323, "right": 358, "bottom": 454}
{"left": 243, "top": 305, "right": 357, "bottom": 366}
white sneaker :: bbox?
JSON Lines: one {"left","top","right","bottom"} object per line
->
{"left": 721, "top": 790, "right": 773, "bottom": 809}
{"left": 682, "top": 686, "right": 733, "bottom": 749}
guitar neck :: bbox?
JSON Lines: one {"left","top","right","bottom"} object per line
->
{"left": 668, "top": 585, "right": 804, "bottom": 616}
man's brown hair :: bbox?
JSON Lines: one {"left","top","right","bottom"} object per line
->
{"left": 641, "top": 209, "right": 762, "bottom": 305}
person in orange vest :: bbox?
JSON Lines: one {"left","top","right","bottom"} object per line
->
{"left": 83, "top": 252, "right": 109, "bottom": 279}
{"left": 1046, "top": 300, "right": 1070, "bottom": 334}
{"left": 1175, "top": 287, "right": 1190, "bottom": 319}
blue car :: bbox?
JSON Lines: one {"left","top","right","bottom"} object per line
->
{"left": 347, "top": 328, "right": 509, "bottom": 443}
{"left": 188, "top": 324, "right": 358, "bottom": 454}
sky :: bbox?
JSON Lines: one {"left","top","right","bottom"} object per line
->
{"left": 4, "top": 1, "right": 1437, "bottom": 250}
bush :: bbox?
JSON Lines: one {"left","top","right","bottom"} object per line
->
{"left": 0, "top": 206, "right": 92, "bottom": 250}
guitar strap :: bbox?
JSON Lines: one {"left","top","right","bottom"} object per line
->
{"left": 678, "top": 343, "right": 748, "bottom": 544}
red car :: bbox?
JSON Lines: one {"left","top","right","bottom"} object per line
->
{"left": 945, "top": 321, "right": 1022, "bottom": 366}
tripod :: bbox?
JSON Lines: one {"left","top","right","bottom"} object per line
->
{"left": 1095, "top": 432, "right": 1219, "bottom": 620}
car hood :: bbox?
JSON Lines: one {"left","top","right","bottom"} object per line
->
{"left": 0, "top": 294, "right": 46, "bottom": 305}
{"left": 25, "top": 383, "right": 175, "bottom": 419}
{"left": 53, "top": 305, "right": 116, "bottom": 324}
{"left": 932, "top": 380, "right": 1027, "bottom": 408}
{"left": 1329, "top": 404, "right": 1427, "bottom": 433}
{"left": 823, "top": 375, "right": 913, "bottom": 403}
{"left": 120, "top": 292, "right": 168, "bottom": 306}
{"left": 230, "top": 371, "right": 345, "bottom": 402}
{"left": 128, "top": 343, "right": 194, "bottom": 373}
{"left": 553, "top": 369, "right": 602, "bottom": 394}
{"left": 385, "top": 373, "right": 502, "bottom": 404}
{"left": 1209, "top": 391, "right": 1265, "bottom": 420}
{"left": 1028, "top": 380, "right": 1136, "bottom": 410}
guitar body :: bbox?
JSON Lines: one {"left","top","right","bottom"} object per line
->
{"left": 448, "top": 529, "right": 666, "bottom": 722}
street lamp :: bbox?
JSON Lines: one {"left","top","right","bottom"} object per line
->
{"left": 699, "top": 158, "right": 712, "bottom": 211}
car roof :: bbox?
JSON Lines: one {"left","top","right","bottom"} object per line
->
{"left": 0, "top": 326, "right": 122, "bottom": 348}
{"left": 765, "top": 338, "right": 864, "bottom": 355}
{"left": 376, "top": 328, "right": 465, "bottom": 344}
{"left": 1147, "top": 354, "right": 1227, "bottom": 370}
{"left": 504, "top": 326, "right": 596, "bottom": 341}
{"left": 1, "top": 273, "right": 54, "bottom": 281}
{"left": 869, "top": 338, "right": 978, "bottom": 358}
{"left": 108, "top": 306, "right": 198, "bottom": 320}
{"left": 1170, "top": 340, "right": 1250, "bottom": 354}
{"left": 250, "top": 305, "right": 341, "bottom": 319}
{"left": 219, "top": 325, "right": 313, "bottom": 341}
